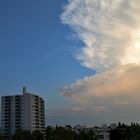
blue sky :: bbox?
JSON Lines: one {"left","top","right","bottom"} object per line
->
{"left": 1, "top": 0, "right": 140, "bottom": 127}
{"left": 0, "top": 0, "right": 94, "bottom": 125}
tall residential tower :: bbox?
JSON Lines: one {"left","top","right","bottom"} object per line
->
{"left": 1, "top": 87, "right": 45, "bottom": 137}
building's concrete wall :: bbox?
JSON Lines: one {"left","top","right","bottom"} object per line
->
{"left": 1, "top": 89, "right": 45, "bottom": 137}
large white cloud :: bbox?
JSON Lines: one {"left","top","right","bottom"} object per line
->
{"left": 60, "top": 0, "right": 140, "bottom": 121}
{"left": 61, "top": 0, "right": 140, "bottom": 71}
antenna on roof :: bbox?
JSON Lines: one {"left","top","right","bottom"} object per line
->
{"left": 23, "top": 87, "right": 26, "bottom": 94}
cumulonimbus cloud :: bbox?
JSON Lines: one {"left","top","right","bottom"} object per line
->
{"left": 60, "top": 63, "right": 140, "bottom": 105}
{"left": 60, "top": 0, "right": 140, "bottom": 112}
{"left": 61, "top": 0, "right": 140, "bottom": 71}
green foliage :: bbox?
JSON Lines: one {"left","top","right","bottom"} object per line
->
{"left": 0, "top": 134, "right": 4, "bottom": 140}
{"left": 12, "top": 129, "right": 31, "bottom": 140}
{"left": 12, "top": 129, "right": 44, "bottom": 140}
{"left": 46, "top": 126, "right": 74, "bottom": 140}
{"left": 46, "top": 126, "right": 54, "bottom": 140}
{"left": 46, "top": 126, "right": 98, "bottom": 140}
{"left": 110, "top": 123, "right": 140, "bottom": 140}
{"left": 32, "top": 130, "right": 44, "bottom": 140}
{"left": 75, "top": 130, "right": 98, "bottom": 140}
{"left": 55, "top": 127, "right": 74, "bottom": 140}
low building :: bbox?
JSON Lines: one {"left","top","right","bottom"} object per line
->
{"left": 94, "top": 124, "right": 117, "bottom": 140}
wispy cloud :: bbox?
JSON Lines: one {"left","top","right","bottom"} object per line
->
{"left": 61, "top": 0, "right": 140, "bottom": 71}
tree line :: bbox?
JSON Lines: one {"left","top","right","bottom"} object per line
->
{"left": 46, "top": 125, "right": 98, "bottom": 140}
{"left": 0, "top": 125, "right": 98, "bottom": 140}
{"left": 1, "top": 123, "right": 140, "bottom": 140}
{"left": 110, "top": 122, "right": 140, "bottom": 140}
{"left": 0, "top": 130, "right": 44, "bottom": 140}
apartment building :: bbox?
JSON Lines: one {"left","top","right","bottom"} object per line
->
{"left": 1, "top": 87, "right": 45, "bottom": 137}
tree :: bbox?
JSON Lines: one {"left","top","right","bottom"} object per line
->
{"left": 53, "top": 126, "right": 74, "bottom": 140}
{"left": 46, "top": 125, "right": 98, "bottom": 140}
{"left": 0, "top": 134, "right": 4, "bottom": 140}
{"left": 32, "top": 130, "right": 44, "bottom": 140}
{"left": 12, "top": 129, "right": 31, "bottom": 140}
{"left": 110, "top": 129, "right": 122, "bottom": 140}
{"left": 46, "top": 126, "right": 74, "bottom": 140}
{"left": 46, "top": 126, "right": 54, "bottom": 140}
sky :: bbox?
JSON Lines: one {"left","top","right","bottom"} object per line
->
{"left": 1, "top": 0, "right": 140, "bottom": 127}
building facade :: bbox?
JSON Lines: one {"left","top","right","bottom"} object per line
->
{"left": 1, "top": 87, "right": 45, "bottom": 137}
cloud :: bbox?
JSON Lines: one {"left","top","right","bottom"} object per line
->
{"left": 61, "top": 0, "right": 140, "bottom": 71}
{"left": 58, "top": 63, "right": 140, "bottom": 124}
{"left": 60, "top": 0, "right": 140, "bottom": 122}
{"left": 60, "top": 63, "right": 140, "bottom": 106}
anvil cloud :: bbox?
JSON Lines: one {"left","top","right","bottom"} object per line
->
{"left": 61, "top": 0, "right": 140, "bottom": 71}
{"left": 60, "top": 0, "right": 140, "bottom": 113}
